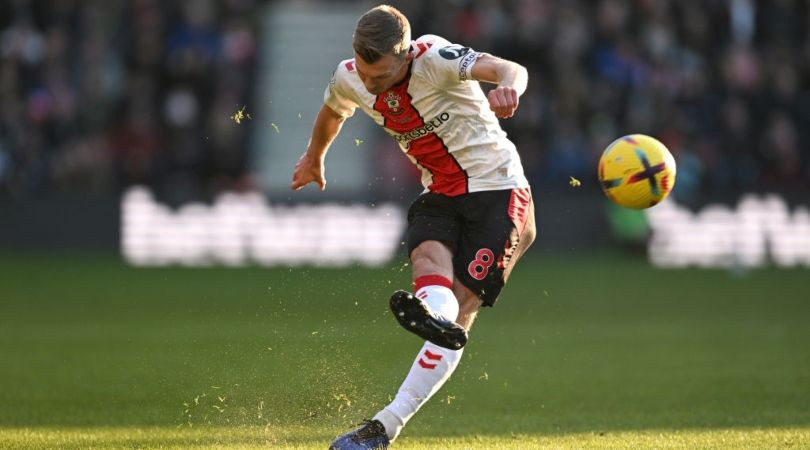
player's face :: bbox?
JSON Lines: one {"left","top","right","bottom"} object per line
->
{"left": 354, "top": 52, "right": 411, "bottom": 95}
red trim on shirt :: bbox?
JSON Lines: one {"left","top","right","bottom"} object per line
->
{"left": 415, "top": 42, "right": 432, "bottom": 58}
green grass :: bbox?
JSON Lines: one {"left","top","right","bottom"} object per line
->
{"left": 1, "top": 253, "right": 809, "bottom": 449}
{"left": 1, "top": 426, "right": 808, "bottom": 449}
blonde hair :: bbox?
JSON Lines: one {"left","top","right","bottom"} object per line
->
{"left": 353, "top": 5, "right": 411, "bottom": 63}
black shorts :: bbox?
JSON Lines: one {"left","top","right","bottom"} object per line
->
{"left": 406, "top": 188, "right": 536, "bottom": 307}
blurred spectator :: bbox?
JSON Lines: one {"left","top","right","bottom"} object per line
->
{"left": 0, "top": 0, "right": 808, "bottom": 203}
{"left": 404, "top": 0, "right": 809, "bottom": 203}
{"left": 0, "top": 0, "right": 258, "bottom": 202}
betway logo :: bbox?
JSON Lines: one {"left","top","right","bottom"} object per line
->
{"left": 121, "top": 187, "right": 405, "bottom": 267}
{"left": 390, "top": 112, "right": 450, "bottom": 144}
{"left": 646, "top": 194, "right": 810, "bottom": 268}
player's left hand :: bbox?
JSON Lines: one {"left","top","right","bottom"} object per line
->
{"left": 487, "top": 86, "right": 519, "bottom": 119}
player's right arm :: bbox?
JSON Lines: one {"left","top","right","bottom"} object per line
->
{"left": 291, "top": 104, "right": 345, "bottom": 191}
{"left": 291, "top": 61, "right": 358, "bottom": 191}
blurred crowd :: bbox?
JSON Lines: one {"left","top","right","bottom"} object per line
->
{"left": 1, "top": 0, "right": 808, "bottom": 203}
{"left": 399, "top": 0, "right": 810, "bottom": 202}
{"left": 0, "top": 0, "right": 258, "bottom": 202}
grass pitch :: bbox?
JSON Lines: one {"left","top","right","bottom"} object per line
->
{"left": 1, "top": 253, "right": 808, "bottom": 449}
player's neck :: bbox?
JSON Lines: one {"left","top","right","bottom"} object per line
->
{"left": 390, "top": 58, "right": 412, "bottom": 89}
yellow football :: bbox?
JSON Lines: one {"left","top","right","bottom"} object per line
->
{"left": 598, "top": 134, "right": 676, "bottom": 209}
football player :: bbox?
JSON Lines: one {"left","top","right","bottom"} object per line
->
{"left": 290, "top": 5, "right": 536, "bottom": 448}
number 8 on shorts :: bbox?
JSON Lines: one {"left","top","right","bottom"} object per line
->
{"left": 468, "top": 248, "right": 495, "bottom": 280}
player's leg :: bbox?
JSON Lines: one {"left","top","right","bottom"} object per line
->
{"left": 389, "top": 240, "right": 468, "bottom": 349}
{"left": 389, "top": 192, "right": 470, "bottom": 349}
{"left": 410, "top": 240, "right": 453, "bottom": 280}
{"left": 333, "top": 190, "right": 536, "bottom": 447}
{"left": 371, "top": 336, "right": 464, "bottom": 442}
{"left": 452, "top": 278, "right": 484, "bottom": 330}
{"left": 499, "top": 189, "right": 536, "bottom": 285}
{"left": 409, "top": 240, "right": 459, "bottom": 322}
{"left": 408, "top": 248, "right": 486, "bottom": 333}
{"left": 452, "top": 187, "right": 536, "bottom": 309}
{"left": 371, "top": 189, "right": 536, "bottom": 443}
{"left": 367, "top": 195, "right": 468, "bottom": 443}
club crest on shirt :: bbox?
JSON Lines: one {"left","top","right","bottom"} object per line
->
{"left": 385, "top": 91, "right": 404, "bottom": 115}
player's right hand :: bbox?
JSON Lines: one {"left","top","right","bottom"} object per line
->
{"left": 291, "top": 153, "right": 326, "bottom": 191}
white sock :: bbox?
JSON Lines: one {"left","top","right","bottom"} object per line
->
{"left": 373, "top": 341, "right": 463, "bottom": 441}
{"left": 414, "top": 277, "right": 459, "bottom": 321}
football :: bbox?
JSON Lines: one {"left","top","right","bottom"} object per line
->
{"left": 598, "top": 134, "right": 677, "bottom": 209}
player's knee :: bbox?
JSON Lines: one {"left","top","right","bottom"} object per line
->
{"left": 410, "top": 240, "right": 453, "bottom": 276}
{"left": 411, "top": 240, "right": 450, "bottom": 259}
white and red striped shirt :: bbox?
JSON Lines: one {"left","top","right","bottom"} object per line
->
{"left": 324, "top": 34, "right": 529, "bottom": 196}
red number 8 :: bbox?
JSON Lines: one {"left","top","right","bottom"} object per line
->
{"left": 468, "top": 248, "right": 495, "bottom": 280}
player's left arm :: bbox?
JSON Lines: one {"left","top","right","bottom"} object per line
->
{"left": 470, "top": 54, "right": 528, "bottom": 119}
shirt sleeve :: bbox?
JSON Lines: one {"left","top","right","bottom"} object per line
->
{"left": 418, "top": 35, "right": 485, "bottom": 88}
{"left": 323, "top": 63, "right": 357, "bottom": 118}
